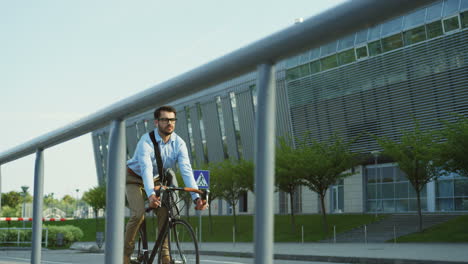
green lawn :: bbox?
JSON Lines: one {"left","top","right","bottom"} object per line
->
{"left": 3, "top": 214, "right": 468, "bottom": 243}
{"left": 0, "top": 214, "right": 385, "bottom": 242}
{"left": 396, "top": 215, "right": 468, "bottom": 242}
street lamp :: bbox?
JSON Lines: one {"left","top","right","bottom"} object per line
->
{"left": 21, "top": 186, "right": 29, "bottom": 228}
{"left": 371, "top": 151, "right": 380, "bottom": 217}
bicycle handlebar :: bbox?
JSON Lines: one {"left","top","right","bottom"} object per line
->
{"left": 144, "top": 186, "right": 209, "bottom": 213}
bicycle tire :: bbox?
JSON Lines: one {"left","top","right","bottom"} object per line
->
{"left": 157, "top": 219, "right": 199, "bottom": 264}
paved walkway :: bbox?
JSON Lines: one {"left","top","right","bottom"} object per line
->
{"left": 71, "top": 242, "right": 468, "bottom": 263}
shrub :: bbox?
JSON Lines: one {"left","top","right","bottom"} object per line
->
{"left": 42, "top": 225, "right": 84, "bottom": 247}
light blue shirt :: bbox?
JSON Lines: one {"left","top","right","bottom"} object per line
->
{"left": 127, "top": 129, "right": 199, "bottom": 200}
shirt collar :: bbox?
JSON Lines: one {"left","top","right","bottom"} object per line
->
{"left": 154, "top": 129, "right": 176, "bottom": 144}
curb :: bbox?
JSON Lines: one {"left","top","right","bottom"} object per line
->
{"left": 199, "top": 250, "right": 468, "bottom": 264}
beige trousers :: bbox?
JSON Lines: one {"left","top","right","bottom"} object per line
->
{"left": 123, "top": 170, "right": 169, "bottom": 257}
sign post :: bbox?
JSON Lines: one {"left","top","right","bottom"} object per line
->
{"left": 193, "top": 170, "right": 209, "bottom": 243}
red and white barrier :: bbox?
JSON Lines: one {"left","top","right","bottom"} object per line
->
{"left": 0, "top": 217, "right": 72, "bottom": 221}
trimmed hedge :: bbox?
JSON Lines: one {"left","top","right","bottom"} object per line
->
{"left": 0, "top": 225, "right": 83, "bottom": 248}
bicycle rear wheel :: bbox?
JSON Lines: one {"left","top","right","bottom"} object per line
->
{"left": 158, "top": 219, "right": 199, "bottom": 264}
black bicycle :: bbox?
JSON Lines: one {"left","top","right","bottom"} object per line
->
{"left": 130, "top": 186, "right": 208, "bottom": 264}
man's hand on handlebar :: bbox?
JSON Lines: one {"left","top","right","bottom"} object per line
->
{"left": 194, "top": 198, "right": 208, "bottom": 210}
{"left": 148, "top": 194, "right": 161, "bottom": 208}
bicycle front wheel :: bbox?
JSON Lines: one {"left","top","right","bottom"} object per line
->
{"left": 158, "top": 219, "right": 199, "bottom": 264}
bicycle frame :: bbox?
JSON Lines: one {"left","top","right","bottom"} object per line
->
{"left": 136, "top": 186, "right": 208, "bottom": 264}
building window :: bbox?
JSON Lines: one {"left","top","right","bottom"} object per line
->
{"left": 250, "top": 85, "right": 257, "bottom": 114}
{"left": 216, "top": 96, "right": 229, "bottom": 160}
{"left": 197, "top": 103, "right": 208, "bottom": 163}
{"left": 239, "top": 191, "right": 248, "bottom": 213}
{"left": 320, "top": 55, "right": 338, "bottom": 71}
{"left": 436, "top": 173, "right": 468, "bottom": 211}
{"left": 229, "top": 92, "right": 243, "bottom": 159}
{"left": 355, "top": 46, "right": 368, "bottom": 60}
{"left": 461, "top": 11, "right": 468, "bottom": 28}
{"left": 403, "top": 25, "right": 427, "bottom": 46}
{"left": 309, "top": 60, "right": 321, "bottom": 74}
{"left": 368, "top": 40, "right": 382, "bottom": 56}
{"left": 381, "top": 33, "right": 403, "bottom": 52}
{"left": 443, "top": 15, "right": 461, "bottom": 32}
{"left": 185, "top": 106, "right": 197, "bottom": 164}
{"left": 426, "top": 20, "right": 444, "bottom": 39}
{"left": 337, "top": 49, "right": 356, "bottom": 66}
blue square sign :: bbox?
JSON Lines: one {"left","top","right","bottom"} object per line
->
{"left": 193, "top": 170, "right": 210, "bottom": 189}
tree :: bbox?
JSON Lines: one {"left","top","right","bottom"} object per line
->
{"left": 82, "top": 186, "right": 106, "bottom": 230}
{"left": 212, "top": 158, "right": 253, "bottom": 233}
{"left": 275, "top": 136, "right": 304, "bottom": 231}
{"left": 439, "top": 115, "right": 468, "bottom": 178}
{"left": 1, "top": 191, "right": 21, "bottom": 208}
{"left": 298, "top": 134, "right": 359, "bottom": 234}
{"left": 205, "top": 162, "right": 223, "bottom": 233}
{"left": 378, "top": 122, "right": 441, "bottom": 232}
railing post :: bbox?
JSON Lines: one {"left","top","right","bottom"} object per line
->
{"left": 254, "top": 63, "right": 276, "bottom": 264}
{"left": 105, "top": 119, "right": 126, "bottom": 264}
{"left": 31, "top": 148, "right": 44, "bottom": 264}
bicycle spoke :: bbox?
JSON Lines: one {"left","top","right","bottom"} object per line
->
{"left": 169, "top": 220, "right": 199, "bottom": 264}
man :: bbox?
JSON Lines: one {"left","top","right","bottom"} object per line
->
{"left": 124, "top": 105, "right": 208, "bottom": 264}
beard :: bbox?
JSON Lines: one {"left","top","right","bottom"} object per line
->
{"left": 158, "top": 124, "right": 174, "bottom": 136}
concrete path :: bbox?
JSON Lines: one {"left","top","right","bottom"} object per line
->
{"left": 70, "top": 241, "right": 468, "bottom": 263}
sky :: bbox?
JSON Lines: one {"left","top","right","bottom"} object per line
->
{"left": 0, "top": 0, "right": 346, "bottom": 200}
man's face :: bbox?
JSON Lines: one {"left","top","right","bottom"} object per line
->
{"left": 155, "top": 111, "right": 176, "bottom": 136}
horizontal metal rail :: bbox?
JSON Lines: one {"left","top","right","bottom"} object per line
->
{"left": 0, "top": 0, "right": 436, "bottom": 164}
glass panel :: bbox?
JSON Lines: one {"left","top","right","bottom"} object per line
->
{"left": 381, "top": 17, "right": 403, "bottom": 36}
{"left": 299, "top": 51, "right": 310, "bottom": 64}
{"left": 382, "top": 200, "right": 395, "bottom": 212}
{"left": 355, "top": 29, "right": 368, "bottom": 44}
{"left": 403, "top": 26, "right": 427, "bottom": 45}
{"left": 409, "top": 198, "right": 427, "bottom": 211}
{"left": 382, "top": 183, "right": 395, "bottom": 199}
{"left": 338, "top": 35, "right": 355, "bottom": 50}
{"left": 426, "top": 21, "right": 444, "bottom": 39}
{"left": 367, "top": 201, "right": 377, "bottom": 212}
{"left": 437, "top": 180, "right": 454, "bottom": 197}
{"left": 454, "top": 179, "right": 468, "bottom": 196}
{"left": 355, "top": 46, "right": 368, "bottom": 59}
{"left": 455, "top": 198, "right": 468, "bottom": 210}
{"left": 285, "top": 55, "right": 300, "bottom": 68}
{"left": 395, "top": 168, "right": 408, "bottom": 182}
{"left": 338, "top": 185, "right": 344, "bottom": 210}
{"left": 368, "top": 40, "right": 382, "bottom": 56}
{"left": 367, "top": 168, "right": 376, "bottom": 183}
{"left": 437, "top": 198, "right": 454, "bottom": 211}
{"left": 461, "top": 11, "right": 468, "bottom": 28}
{"left": 382, "top": 167, "right": 394, "bottom": 183}
{"left": 404, "top": 8, "right": 427, "bottom": 29}
{"left": 298, "top": 64, "right": 310, "bottom": 77}
{"left": 320, "top": 55, "right": 338, "bottom": 71}
{"left": 286, "top": 67, "right": 301, "bottom": 81}
{"left": 382, "top": 33, "right": 403, "bottom": 52}
{"left": 443, "top": 16, "right": 460, "bottom": 32}
{"left": 409, "top": 185, "right": 427, "bottom": 198}
{"left": 309, "top": 61, "right": 321, "bottom": 74}
{"left": 395, "top": 199, "right": 409, "bottom": 212}
{"left": 462, "top": 0, "right": 468, "bottom": 9}
{"left": 443, "top": 0, "right": 460, "bottom": 16}
{"left": 368, "top": 24, "right": 381, "bottom": 40}
{"left": 395, "top": 182, "right": 409, "bottom": 198}
{"left": 426, "top": 2, "right": 444, "bottom": 21}
{"left": 337, "top": 49, "right": 356, "bottom": 65}
{"left": 320, "top": 41, "right": 337, "bottom": 56}
{"left": 310, "top": 48, "right": 320, "bottom": 60}
{"left": 367, "top": 184, "right": 376, "bottom": 199}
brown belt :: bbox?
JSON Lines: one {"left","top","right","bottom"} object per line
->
{"left": 127, "top": 167, "right": 140, "bottom": 178}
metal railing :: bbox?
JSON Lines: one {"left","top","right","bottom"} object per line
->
{"left": 0, "top": 1, "right": 436, "bottom": 263}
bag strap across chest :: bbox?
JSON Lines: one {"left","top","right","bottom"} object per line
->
{"left": 149, "top": 131, "right": 164, "bottom": 182}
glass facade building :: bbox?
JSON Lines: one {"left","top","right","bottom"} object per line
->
{"left": 92, "top": 0, "right": 468, "bottom": 215}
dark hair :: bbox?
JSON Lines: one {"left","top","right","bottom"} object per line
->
{"left": 154, "top": 105, "right": 177, "bottom": 120}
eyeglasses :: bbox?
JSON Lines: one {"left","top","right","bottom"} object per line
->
{"left": 158, "top": 118, "right": 177, "bottom": 124}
